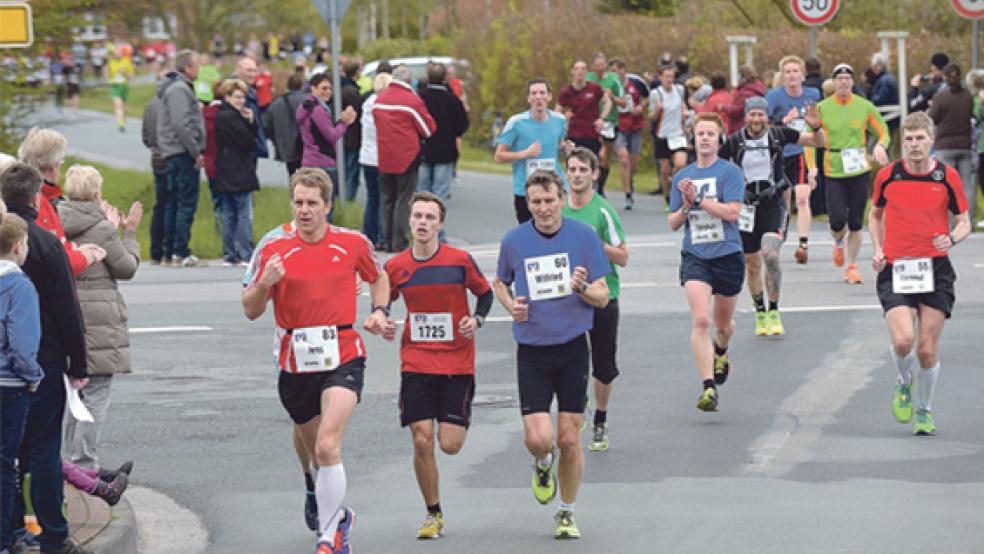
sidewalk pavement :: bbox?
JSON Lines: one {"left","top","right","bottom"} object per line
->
{"left": 63, "top": 483, "right": 137, "bottom": 554}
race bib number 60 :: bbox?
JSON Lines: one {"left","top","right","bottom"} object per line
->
{"left": 291, "top": 325, "right": 341, "bottom": 372}
{"left": 525, "top": 253, "right": 572, "bottom": 301}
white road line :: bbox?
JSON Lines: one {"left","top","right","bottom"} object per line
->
{"left": 130, "top": 326, "right": 213, "bottom": 334}
{"left": 974, "top": 263, "right": 984, "bottom": 269}
{"left": 772, "top": 304, "right": 881, "bottom": 313}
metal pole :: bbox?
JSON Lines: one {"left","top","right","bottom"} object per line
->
{"left": 745, "top": 44, "right": 754, "bottom": 72}
{"left": 975, "top": 20, "right": 980, "bottom": 70}
{"left": 728, "top": 41, "right": 739, "bottom": 88}
{"left": 810, "top": 27, "right": 817, "bottom": 58}
{"left": 898, "top": 35, "right": 908, "bottom": 120}
{"left": 330, "top": 0, "right": 346, "bottom": 207}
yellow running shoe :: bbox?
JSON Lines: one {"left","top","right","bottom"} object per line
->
{"left": 697, "top": 387, "right": 718, "bottom": 411}
{"left": 555, "top": 510, "right": 581, "bottom": 539}
{"left": 416, "top": 512, "right": 444, "bottom": 539}
{"left": 766, "top": 309, "right": 785, "bottom": 336}
{"left": 754, "top": 311, "right": 768, "bottom": 336}
{"left": 532, "top": 449, "right": 558, "bottom": 505}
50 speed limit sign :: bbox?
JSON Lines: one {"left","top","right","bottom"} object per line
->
{"left": 951, "top": 0, "right": 984, "bottom": 20}
{"left": 789, "top": 0, "right": 841, "bottom": 26}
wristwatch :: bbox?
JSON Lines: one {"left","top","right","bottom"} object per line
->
{"left": 949, "top": 233, "right": 958, "bottom": 246}
{"left": 372, "top": 305, "right": 390, "bottom": 317}
{"left": 474, "top": 314, "right": 485, "bottom": 328}
{"left": 576, "top": 282, "right": 589, "bottom": 294}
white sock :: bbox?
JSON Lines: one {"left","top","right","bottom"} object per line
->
{"left": 559, "top": 501, "right": 575, "bottom": 513}
{"left": 316, "top": 464, "right": 346, "bottom": 544}
{"left": 536, "top": 451, "right": 553, "bottom": 468}
{"left": 891, "top": 346, "right": 915, "bottom": 384}
{"left": 916, "top": 362, "right": 940, "bottom": 411}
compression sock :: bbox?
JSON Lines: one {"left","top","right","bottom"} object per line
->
{"left": 753, "top": 293, "right": 766, "bottom": 312}
{"left": 916, "top": 362, "right": 941, "bottom": 411}
{"left": 304, "top": 471, "right": 315, "bottom": 492}
{"left": 702, "top": 379, "right": 716, "bottom": 390}
{"left": 593, "top": 409, "right": 607, "bottom": 426}
{"left": 892, "top": 347, "right": 916, "bottom": 385}
{"left": 316, "top": 464, "right": 346, "bottom": 544}
{"left": 427, "top": 502, "right": 442, "bottom": 515}
{"left": 769, "top": 300, "right": 779, "bottom": 312}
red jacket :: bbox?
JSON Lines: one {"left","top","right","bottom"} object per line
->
{"left": 37, "top": 185, "right": 88, "bottom": 276}
{"left": 203, "top": 100, "right": 221, "bottom": 180}
{"left": 697, "top": 89, "right": 735, "bottom": 134}
{"left": 723, "top": 79, "right": 766, "bottom": 132}
{"left": 372, "top": 80, "right": 437, "bottom": 174}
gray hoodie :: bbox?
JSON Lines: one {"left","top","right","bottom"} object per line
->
{"left": 155, "top": 71, "right": 206, "bottom": 160}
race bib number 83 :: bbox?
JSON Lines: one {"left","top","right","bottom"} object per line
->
{"left": 291, "top": 325, "right": 341, "bottom": 372}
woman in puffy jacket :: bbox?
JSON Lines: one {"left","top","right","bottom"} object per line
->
{"left": 214, "top": 78, "right": 260, "bottom": 265}
{"left": 57, "top": 164, "right": 142, "bottom": 471}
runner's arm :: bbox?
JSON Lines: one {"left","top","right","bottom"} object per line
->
{"left": 492, "top": 278, "right": 515, "bottom": 312}
{"left": 868, "top": 206, "right": 885, "bottom": 254}
{"left": 494, "top": 143, "right": 533, "bottom": 163}
{"left": 473, "top": 289, "right": 494, "bottom": 318}
{"left": 698, "top": 198, "right": 740, "bottom": 222}
{"left": 578, "top": 276, "right": 609, "bottom": 308}
{"left": 242, "top": 283, "right": 270, "bottom": 320}
{"left": 950, "top": 212, "right": 972, "bottom": 245}
{"left": 600, "top": 93, "right": 614, "bottom": 120}
{"left": 604, "top": 243, "right": 628, "bottom": 267}
{"left": 368, "top": 271, "right": 391, "bottom": 311}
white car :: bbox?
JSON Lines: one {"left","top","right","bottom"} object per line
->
{"left": 362, "top": 56, "right": 470, "bottom": 85}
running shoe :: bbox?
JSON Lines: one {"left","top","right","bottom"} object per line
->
{"left": 624, "top": 195, "right": 634, "bottom": 211}
{"left": 794, "top": 245, "right": 808, "bottom": 264}
{"left": 663, "top": 202, "right": 670, "bottom": 214}
{"left": 892, "top": 378, "right": 914, "bottom": 424}
{"left": 913, "top": 409, "right": 936, "bottom": 436}
{"left": 588, "top": 423, "right": 609, "bottom": 452}
{"left": 766, "top": 310, "right": 785, "bottom": 336}
{"left": 754, "top": 311, "right": 768, "bottom": 336}
{"left": 304, "top": 491, "right": 318, "bottom": 531}
{"left": 697, "top": 387, "right": 718, "bottom": 412}
{"left": 554, "top": 510, "right": 581, "bottom": 539}
{"left": 843, "top": 263, "right": 863, "bottom": 284}
{"left": 532, "top": 449, "right": 558, "bottom": 505}
{"left": 333, "top": 507, "right": 355, "bottom": 554}
{"left": 832, "top": 243, "right": 845, "bottom": 267}
{"left": 314, "top": 541, "right": 334, "bottom": 554}
{"left": 416, "top": 512, "right": 444, "bottom": 539}
{"left": 713, "top": 352, "right": 730, "bottom": 385}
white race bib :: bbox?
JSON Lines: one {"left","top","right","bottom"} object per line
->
{"left": 739, "top": 204, "right": 756, "bottom": 233}
{"left": 600, "top": 121, "right": 616, "bottom": 140}
{"left": 409, "top": 313, "right": 454, "bottom": 342}
{"left": 840, "top": 147, "right": 869, "bottom": 173}
{"left": 291, "top": 325, "right": 341, "bottom": 373}
{"left": 688, "top": 210, "right": 725, "bottom": 244}
{"left": 524, "top": 253, "right": 572, "bottom": 301}
{"left": 892, "top": 258, "right": 934, "bottom": 294}
{"left": 788, "top": 118, "right": 808, "bottom": 133}
{"left": 526, "top": 158, "right": 556, "bottom": 174}
{"left": 667, "top": 134, "right": 687, "bottom": 151}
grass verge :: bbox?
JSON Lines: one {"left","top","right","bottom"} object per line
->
{"left": 79, "top": 83, "right": 158, "bottom": 121}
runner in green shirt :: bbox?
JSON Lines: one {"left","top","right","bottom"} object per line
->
{"left": 586, "top": 53, "right": 625, "bottom": 197}
{"left": 194, "top": 54, "right": 222, "bottom": 103}
{"left": 561, "top": 147, "right": 628, "bottom": 453}
{"left": 804, "top": 63, "right": 889, "bottom": 285}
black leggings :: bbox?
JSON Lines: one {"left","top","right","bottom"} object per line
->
{"left": 824, "top": 173, "right": 870, "bottom": 232}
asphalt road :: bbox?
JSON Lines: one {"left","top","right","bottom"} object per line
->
{"left": 32, "top": 108, "right": 984, "bottom": 552}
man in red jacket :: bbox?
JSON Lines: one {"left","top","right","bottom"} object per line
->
{"left": 372, "top": 65, "right": 437, "bottom": 253}
{"left": 17, "top": 128, "right": 104, "bottom": 275}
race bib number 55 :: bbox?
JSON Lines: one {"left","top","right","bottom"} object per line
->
{"left": 524, "top": 253, "right": 572, "bottom": 301}
{"left": 893, "top": 258, "right": 934, "bottom": 294}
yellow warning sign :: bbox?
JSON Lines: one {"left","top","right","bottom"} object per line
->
{"left": 0, "top": 2, "right": 33, "bottom": 48}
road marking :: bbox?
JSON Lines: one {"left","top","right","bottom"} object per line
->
{"left": 131, "top": 326, "right": 213, "bottom": 334}
{"left": 762, "top": 304, "right": 881, "bottom": 313}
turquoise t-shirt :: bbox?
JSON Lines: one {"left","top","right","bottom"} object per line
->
{"left": 496, "top": 110, "right": 568, "bottom": 196}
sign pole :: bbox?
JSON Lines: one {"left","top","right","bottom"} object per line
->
{"left": 329, "top": 0, "right": 346, "bottom": 208}
{"left": 950, "top": 0, "right": 984, "bottom": 67}
{"left": 809, "top": 26, "right": 817, "bottom": 58}
{"left": 975, "top": 19, "right": 980, "bottom": 69}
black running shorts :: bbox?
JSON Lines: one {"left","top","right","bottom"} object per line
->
{"left": 783, "top": 154, "right": 806, "bottom": 186}
{"left": 877, "top": 256, "right": 956, "bottom": 319}
{"left": 516, "top": 335, "right": 589, "bottom": 416}
{"left": 679, "top": 250, "right": 745, "bottom": 297}
{"left": 399, "top": 372, "right": 476, "bottom": 428}
{"left": 589, "top": 299, "right": 619, "bottom": 385}
{"left": 740, "top": 198, "right": 788, "bottom": 254}
{"left": 277, "top": 358, "right": 366, "bottom": 424}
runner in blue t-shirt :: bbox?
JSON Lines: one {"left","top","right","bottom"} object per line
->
{"left": 495, "top": 77, "right": 574, "bottom": 223}
{"left": 668, "top": 112, "right": 745, "bottom": 413}
{"left": 493, "top": 170, "right": 609, "bottom": 539}
{"left": 765, "top": 55, "right": 822, "bottom": 265}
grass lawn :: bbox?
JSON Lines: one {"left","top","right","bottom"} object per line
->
{"left": 66, "top": 156, "right": 363, "bottom": 260}
{"left": 79, "top": 82, "right": 158, "bottom": 121}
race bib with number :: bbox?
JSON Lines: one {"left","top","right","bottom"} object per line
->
{"left": 840, "top": 147, "right": 869, "bottom": 173}
{"left": 526, "top": 158, "right": 556, "bottom": 174}
{"left": 738, "top": 204, "right": 757, "bottom": 233}
{"left": 600, "top": 121, "right": 616, "bottom": 140}
{"left": 688, "top": 210, "right": 725, "bottom": 244}
{"left": 788, "top": 118, "right": 808, "bottom": 133}
{"left": 667, "top": 134, "right": 687, "bottom": 151}
{"left": 524, "top": 253, "right": 572, "bottom": 301}
{"left": 291, "top": 325, "right": 341, "bottom": 372}
{"left": 892, "top": 258, "right": 934, "bottom": 294}
{"left": 409, "top": 313, "right": 454, "bottom": 342}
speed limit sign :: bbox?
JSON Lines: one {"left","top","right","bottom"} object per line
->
{"left": 951, "top": 0, "right": 984, "bottom": 20}
{"left": 789, "top": 0, "right": 841, "bottom": 26}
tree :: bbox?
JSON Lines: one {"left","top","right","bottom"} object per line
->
{"left": 595, "top": 0, "right": 681, "bottom": 16}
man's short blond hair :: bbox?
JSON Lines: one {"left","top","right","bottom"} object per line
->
{"left": 63, "top": 164, "right": 104, "bottom": 201}
{"left": 290, "top": 168, "right": 333, "bottom": 203}
{"left": 779, "top": 55, "right": 805, "bottom": 72}
{"left": 18, "top": 128, "right": 67, "bottom": 173}
{"left": 901, "top": 112, "right": 935, "bottom": 137}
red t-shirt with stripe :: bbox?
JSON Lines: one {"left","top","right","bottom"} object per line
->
{"left": 248, "top": 225, "right": 381, "bottom": 372}
{"left": 873, "top": 160, "right": 968, "bottom": 263}
{"left": 385, "top": 245, "right": 491, "bottom": 375}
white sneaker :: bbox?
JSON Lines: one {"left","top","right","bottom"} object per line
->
{"left": 180, "top": 255, "right": 206, "bottom": 268}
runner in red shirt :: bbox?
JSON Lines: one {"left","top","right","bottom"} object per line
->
{"left": 383, "top": 192, "right": 492, "bottom": 539}
{"left": 242, "top": 168, "right": 392, "bottom": 554}
{"left": 557, "top": 60, "right": 609, "bottom": 158}
{"left": 870, "top": 112, "right": 971, "bottom": 437}
{"left": 255, "top": 64, "right": 274, "bottom": 108}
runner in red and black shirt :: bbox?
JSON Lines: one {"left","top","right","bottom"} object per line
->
{"left": 557, "top": 60, "right": 610, "bottom": 158}
{"left": 870, "top": 112, "right": 971, "bottom": 437}
{"left": 383, "top": 192, "right": 492, "bottom": 539}
{"left": 242, "top": 168, "right": 393, "bottom": 554}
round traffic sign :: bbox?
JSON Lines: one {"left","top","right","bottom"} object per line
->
{"left": 789, "top": 0, "right": 841, "bottom": 26}
{"left": 951, "top": 0, "right": 984, "bottom": 20}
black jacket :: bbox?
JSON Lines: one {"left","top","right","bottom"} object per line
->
{"left": 214, "top": 101, "right": 261, "bottom": 194}
{"left": 6, "top": 202, "right": 87, "bottom": 378}
{"left": 340, "top": 76, "right": 364, "bottom": 150}
{"left": 263, "top": 90, "right": 306, "bottom": 163}
{"left": 420, "top": 84, "right": 469, "bottom": 164}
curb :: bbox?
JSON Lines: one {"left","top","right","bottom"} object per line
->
{"left": 81, "top": 496, "right": 138, "bottom": 554}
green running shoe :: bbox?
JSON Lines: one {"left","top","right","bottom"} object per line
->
{"left": 892, "top": 378, "right": 913, "bottom": 423}
{"left": 532, "top": 450, "right": 558, "bottom": 505}
{"left": 588, "top": 423, "right": 609, "bottom": 452}
{"left": 697, "top": 387, "right": 718, "bottom": 412}
{"left": 554, "top": 510, "right": 580, "bottom": 539}
{"left": 912, "top": 409, "right": 936, "bottom": 436}
{"left": 766, "top": 309, "right": 785, "bottom": 336}
{"left": 713, "top": 353, "right": 731, "bottom": 385}
{"left": 754, "top": 311, "right": 768, "bottom": 336}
